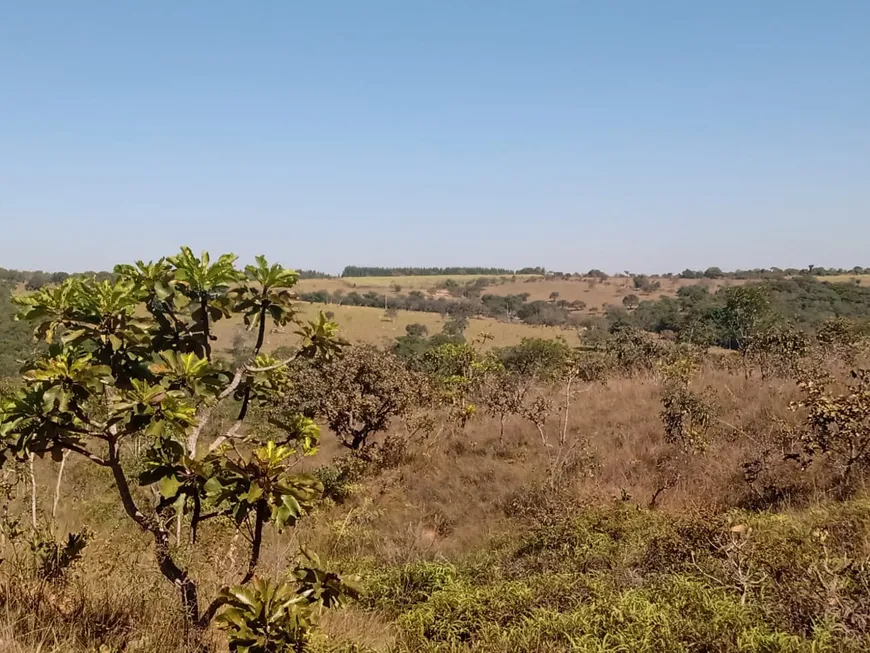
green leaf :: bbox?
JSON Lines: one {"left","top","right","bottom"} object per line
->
{"left": 157, "top": 475, "right": 182, "bottom": 499}
{"left": 204, "top": 476, "right": 224, "bottom": 496}
{"left": 244, "top": 482, "right": 263, "bottom": 503}
{"left": 224, "top": 585, "right": 258, "bottom": 609}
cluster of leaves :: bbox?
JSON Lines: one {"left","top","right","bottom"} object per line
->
{"left": 217, "top": 550, "right": 360, "bottom": 653}
{"left": 0, "top": 280, "right": 38, "bottom": 377}
{"left": 605, "top": 324, "right": 670, "bottom": 376}
{"left": 816, "top": 316, "right": 869, "bottom": 365}
{"left": 745, "top": 323, "right": 811, "bottom": 379}
{"left": 792, "top": 368, "right": 870, "bottom": 488}
{"left": 659, "top": 357, "right": 717, "bottom": 453}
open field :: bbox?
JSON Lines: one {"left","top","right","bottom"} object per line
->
{"left": 211, "top": 302, "right": 569, "bottom": 354}
{"left": 296, "top": 274, "right": 743, "bottom": 307}
{"left": 814, "top": 274, "right": 870, "bottom": 286}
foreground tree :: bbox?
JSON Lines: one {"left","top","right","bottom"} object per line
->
{"left": 0, "top": 249, "right": 356, "bottom": 648}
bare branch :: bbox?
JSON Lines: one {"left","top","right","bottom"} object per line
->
{"left": 244, "top": 352, "right": 300, "bottom": 373}
{"left": 187, "top": 366, "right": 247, "bottom": 456}
{"left": 52, "top": 450, "right": 69, "bottom": 521}
{"left": 63, "top": 440, "right": 109, "bottom": 466}
{"left": 207, "top": 418, "right": 245, "bottom": 454}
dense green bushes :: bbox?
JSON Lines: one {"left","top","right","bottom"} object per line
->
{"left": 361, "top": 501, "right": 870, "bottom": 652}
{"left": 0, "top": 281, "right": 35, "bottom": 377}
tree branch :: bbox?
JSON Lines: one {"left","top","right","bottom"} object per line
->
{"left": 207, "top": 419, "right": 245, "bottom": 454}
{"left": 187, "top": 366, "right": 247, "bottom": 456}
{"left": 63, "top": 440, "right": 109, "bottom": 466}
{"left": 240, "top": 500, "right": 267, "bottom": 585}
{"left": 107, "top": 437, "right": 201, "bottom": 623}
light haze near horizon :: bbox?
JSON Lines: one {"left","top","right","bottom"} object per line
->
{"left": 1, "top": 1, "right": 868, "bottom": 275}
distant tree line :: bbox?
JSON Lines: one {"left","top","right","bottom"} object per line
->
{"left": 0, "top": 267, "right": 114, "bottom": 290}
{"left": 341, "top": 266, "right": 539, "bottom": 277}
{"left": 298, "top": 286, "right": 586, "bottom": 327}
{"left": 299, "top": 276, "right": 870, "bottom": 340}
{"left": 0, "top": 265, "right": 331, "bottom": 289}
{"left": 607, "top": 277, "right": 870, "bottom": 349}
{"left": 678, "top": 266, "right": 869, "bottom": 280}
{"left": 297, "top": 269, "right": 332, "bottom": 279}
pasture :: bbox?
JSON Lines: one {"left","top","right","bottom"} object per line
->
{"left": 211, "top": 301, "right": 569, "bottom": 354}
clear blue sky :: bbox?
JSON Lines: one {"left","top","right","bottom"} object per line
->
{"left": 1, "top": 1, "right": 868, "bottom": 274}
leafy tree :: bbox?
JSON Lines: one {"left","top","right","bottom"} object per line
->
{"left": 281, "top": 345, "right": 423, "bottom": 452}
{"left": 792, "top": 368, "right": 870, "bottom": 489}
{"left": 422, "top": 341, "right": 498, "bottom": 426}
{"left": 622, "top": 294, "right": 639, "bottom": 309}
{"left": 745, "top": 323, "right": 810, "bottom": 379}
{"left": 0, "top": 249, "right": 354, "bottom": 644}
{"left": 715, "top": 285, "right": 772, "bottom": 352}
{"left": 606, "top": 324, "right": 668, "bottom": 376}
{"left": 816, "top": 317, "right": 868, "bottom": 364}
{"left": 496, "top": 337, "right": 572, "bottom": 381}
{"left": 659, "top": 357, "right": 717, "bottom": 453}
{"left": 703, "top": 266, "right": 724, "bottom": 279}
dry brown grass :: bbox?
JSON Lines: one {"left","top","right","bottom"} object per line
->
{"left": 1, "top": 361, "right": 849, "bottom": 652}
{"left": 211, "top": 303, "right": 569, "bottom": 354}
{"left": 814, "top": 274, "right": 870, "bottom": 286}
{"left": 293, "top": 274, "right": 744, "bottom": 317}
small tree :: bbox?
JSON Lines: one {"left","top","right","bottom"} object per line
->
{"left": 622, "top": 294, "right": 639, "bottom": 310}
{"left": 816, "top": 317, "right": 867, "bottom": 365}
{"left": 282, "top": 344, "right": 423, "bottom": 452}
{"left": 745, "top": 323, "right": 810, "bottom": 379}
{"left": 0, "top": 249, "right": 355, "bottom": 645}
{"left": 659, "top": 358, "right": 717, "bottom": 454}
{"left": 715, "top": 285, "right": 772, "bottom": 355}
{"left": 792, "top": 368, "right": 870, "bottom": 489}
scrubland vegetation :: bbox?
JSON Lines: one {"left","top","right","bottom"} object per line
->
{"left": 1, "top": 250, "right": 870, "bottom": 652}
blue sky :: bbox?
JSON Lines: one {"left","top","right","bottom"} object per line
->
{"left": 1, "top": 1, "right": 868, "bottom": 274}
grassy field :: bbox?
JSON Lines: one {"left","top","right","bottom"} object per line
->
{"left": 296, "top": 274, "right": 741, "bottom": 307}
{"left": 211, "top": 302, "right": 570, "bottom": 354}
{"left": 814, "top": 274, "right": 870, "bottom": 286}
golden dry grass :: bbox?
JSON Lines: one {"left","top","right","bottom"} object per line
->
{"left": 814, "top": 274, "right": 870, "bottom": 286}
{"left": 211, "top": 303, "right": 570, "bottom": 354}
{"left": 2, "top": 359, "right": 850, "bottom": 652}
{"left": 295, "top": 274, "right": 743, "bottom": 308}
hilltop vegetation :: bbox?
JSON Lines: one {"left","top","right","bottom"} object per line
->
{"left": 341, "top": 266, "right": 535, "bottom": 278}
{"left": 1, "top": 251, "right": 870, "bottom": 653}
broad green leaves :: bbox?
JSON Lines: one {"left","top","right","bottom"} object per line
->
{"left": 169, "top": 247, "right": 244, "bottom": 297}
{"left": 217, "top": 557, "right": 360, "bottom": 653}
{"left": 233, "top": 256, "right": 300, "bottom": 335}
{"left": 0, "top": 247, "right": 350, "bottom": 637}
{"left": 205, "top": 441, "right": 323, "bottom": 531}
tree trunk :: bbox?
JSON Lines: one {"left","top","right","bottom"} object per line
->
{"left": 52, "top": 450, "right": 69, "bottom": 523}
{"left": 29, "top": 453, "right": 37, "bottom": 530}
